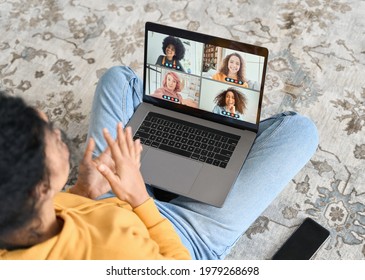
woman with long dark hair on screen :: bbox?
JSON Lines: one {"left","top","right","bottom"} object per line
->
{"left": 212, "top": 87, "right": 247, "bottom": 120}
{"left": 212, "top": 53, "right": 248, "bottom": 87}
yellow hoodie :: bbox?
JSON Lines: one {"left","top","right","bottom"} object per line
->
{"left": 0, "top": 192, "right": 191, "bottom": 260}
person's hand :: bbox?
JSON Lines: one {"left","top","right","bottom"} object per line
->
{"left": 97, "top": 124, "right": 149, "bottom": 208}
{"left": 228, "top": 105, "right": 236, "bottom": 114}
{"left": 70, "top": 138, "right": 115, "bottom": 199}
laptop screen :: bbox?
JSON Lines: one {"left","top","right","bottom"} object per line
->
{"left": 143, "top": 22, "right": 268, "bottom": 132}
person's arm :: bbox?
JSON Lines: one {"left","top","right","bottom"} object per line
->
{"left": 212, "top": 105, "right": 221, "bottom": 114}
{"left": 68, "top": 138, "right": 114, "bottom": 199}
{"left": 155, "top": 55, "right": 163, "bottom": 66}
{"left": 133, "top": 198, "right": 191, "bottom": 259}
{"left": 150, "top": 88, "right": 164, "bottom": 99}
{"left": 97, "top": 124, "right": 191, "bottom": 259}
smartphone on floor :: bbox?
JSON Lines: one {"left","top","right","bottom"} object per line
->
{"left": 272, "top": 217, "right": 330, "bottom": 260}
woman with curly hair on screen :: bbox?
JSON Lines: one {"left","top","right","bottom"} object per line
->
{"left": 212, "top": 52, "right": 248, "bottom": 87}
{"left": 156, "top": 36, "right": 186, "bottom": 72}
{"left": 212, "top": 87, "right": 247, "bottom": 120}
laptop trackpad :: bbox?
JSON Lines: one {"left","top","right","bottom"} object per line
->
{"left": 141, "top": 149, "right": 202, "bottom": 195}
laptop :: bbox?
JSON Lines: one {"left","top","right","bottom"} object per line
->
{"left": 128, "top": 22, "right": 268, "bottom": 207}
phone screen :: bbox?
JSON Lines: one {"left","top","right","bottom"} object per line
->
{"left": 272, "top": 218, "right": 330, "bottom": 260}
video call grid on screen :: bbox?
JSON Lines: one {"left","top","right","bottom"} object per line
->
{"left": 145, "top": 30, "right": 266, "bottom": 126}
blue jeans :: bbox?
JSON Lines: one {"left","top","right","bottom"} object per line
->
{"left": 87, "top": 66, "right": 319, "bottom": 260}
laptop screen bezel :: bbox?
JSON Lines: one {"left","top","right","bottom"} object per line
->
{"left": 143, "top": 22, "right": 268, "bottom": 133}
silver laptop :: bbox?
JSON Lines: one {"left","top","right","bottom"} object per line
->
{"left": 128, "top": 22, "right": 268, "bottom": 207}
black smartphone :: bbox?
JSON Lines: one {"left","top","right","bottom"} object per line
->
{"left": 272, "top": 218, "right": 330, "bottom": 260}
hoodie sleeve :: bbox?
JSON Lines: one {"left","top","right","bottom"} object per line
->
{"left": 133, "top": 198, "right": 191, "bottom": 259}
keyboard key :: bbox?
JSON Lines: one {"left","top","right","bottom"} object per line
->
{"left": 135, "top": 131, "right": 149, "bottom": 139}
{"left": 214, "top": 134, "right": 222, "bottom": 141}
{"left": 214, "top": 153, "right": 229, "bottom": 163}
{"left": 193, "top": 142, "right": 201, "bottom": 148}
{"left": 228, "top": 145, "right": 235, "bottom": 152}
{"left": 159, "top": 144, "right": 192, "bottom": 158}
{"left": 191, "top": 154, "right": 200, "bottom": 160}
{"left": 138, "top": 126, "right": 150, "bottom": 133}
{"left": 227, "top": 138, "right": 238, "bottom": 146}
{"left": 220, "top": 149, "right": 232, "bottom": 157}
{"left": 188, "top": 146, "right": 195, "bottom": 152}
{"left": 194, "top": 147, "right": 202, "bottom": 154}
{"left": 151, "top": 142, "right": 159, "bottom": 148}
{"left": 199, "top": 156, "right": 207, "bottom": 162}
{"left": 138, "top": 112, "right": 241, "bottom": 168}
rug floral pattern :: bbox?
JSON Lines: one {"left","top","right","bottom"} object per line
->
{"left": 0, "top": 0, "right": 364, "bottom": 259}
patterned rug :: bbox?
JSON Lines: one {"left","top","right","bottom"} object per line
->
{"left": 0, "top": 0, "right": 364, "bottom": 259}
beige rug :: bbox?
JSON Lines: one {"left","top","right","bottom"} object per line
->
{"left": 0, "top": 0, "right": 364, "bottom": 259}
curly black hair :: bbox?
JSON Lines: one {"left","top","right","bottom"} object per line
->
{"left": 162, "top": 36, "right": 186, "bottom": 61}
{"left": 0, "top": 91, "right": 49, "bottom": 244}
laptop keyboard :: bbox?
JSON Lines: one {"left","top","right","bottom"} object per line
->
{"left": 133, "top": 112, "right": 240, "bottom": 168}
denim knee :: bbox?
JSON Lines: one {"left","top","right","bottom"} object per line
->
{"left": 287, "top": 113, "right": 319, "bottom": 155}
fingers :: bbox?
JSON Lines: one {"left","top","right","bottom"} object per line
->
{"left": 97, "top": 163, "right": 118, "bottom": 189}
{"left": 83, "top": 137, "right": 95, "bottom": 162}
{"left": 134, "top": 138, "right": 142, "bottom": 165}
{"left": 103, "top": 128, "right": 123, "bottom": 166}
{"left": 102, "top": 124, "right": 141, "bottom": 166}
{"left": 117, "top": 123, "right": 131, "bottom": 158}
{"left": 125, "top": 126, "right": 136, "bottom": 159}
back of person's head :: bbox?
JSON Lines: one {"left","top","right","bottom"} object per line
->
{"left": 0, "top": 91, "right": 48, "bottom": 244}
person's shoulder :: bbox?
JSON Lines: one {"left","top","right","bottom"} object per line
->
{"left": 151, "top": 88, "right": 164, "bottom": 98}
{"left": 212, "top": 72, "right": 225, "bottom": 81}
{"left": 156, "top": 55, "right": 164, "bottom": 64}
{"left": 212, "top": 104, "right": 221, "bottom": 113}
